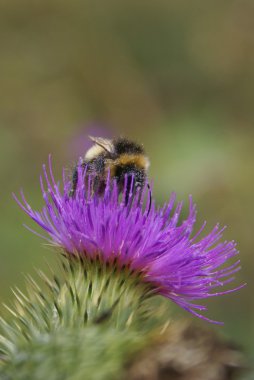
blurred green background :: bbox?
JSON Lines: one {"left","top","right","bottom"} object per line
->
{"left": 0, "top": 0, "right": 253, "bottom": 372}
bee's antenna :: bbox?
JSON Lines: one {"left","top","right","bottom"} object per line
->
{"left": 146, "top": 183, "right": 152, "bottom": 216}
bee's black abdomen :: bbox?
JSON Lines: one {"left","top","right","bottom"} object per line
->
{"left": 114, "top": 164, "right": 146, "bottom": 207}
{"left": 114, "top": 138, "right": 144, "bottom": 155}
{"left": 114, "top": 165, "right": 145, "bottom": 186}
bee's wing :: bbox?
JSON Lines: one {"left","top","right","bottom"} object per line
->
{"left": 89, "top": 136, "right": 115, "bottom": 155}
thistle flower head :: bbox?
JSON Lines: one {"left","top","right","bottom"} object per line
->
{"left": 14, "top": 157, "right": 245, "bottom": 324}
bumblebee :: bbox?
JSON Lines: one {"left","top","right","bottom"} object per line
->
{"left": 70, "top": 136, "right": 151, "bottom": 211}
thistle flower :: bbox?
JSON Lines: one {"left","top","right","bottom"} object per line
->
{"left": 14, "top": 157, "right": 244, "bottom": 324}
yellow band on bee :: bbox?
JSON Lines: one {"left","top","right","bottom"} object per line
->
{"left": 116, "top": 154, "right": 149, "bottom": 169}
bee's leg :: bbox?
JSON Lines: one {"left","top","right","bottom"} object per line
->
{"left": 124, "top": 176, "right": 133, "bottom": 206}
{"left": 124, "top": 178, "right": 140, "bottom": 218}
{"left": 69, "top": 166, "right": 78, "bottom": 197}
{"left": 146, "top": 183, "right": 152, "bottom": 216}
{"left": 93, "top": 176, "right": 101, "bottom": 195}
{"left": 133, "top": 184, "right": 142, "bottom": 207}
